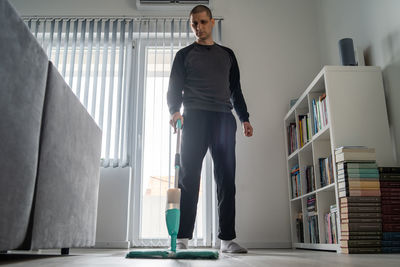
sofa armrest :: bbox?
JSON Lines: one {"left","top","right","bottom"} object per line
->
{"left": 31, "top": 62, "right": 102, "bottom": 249}
{"left": 0, "top": 0, "right": 48, "bottom": 251}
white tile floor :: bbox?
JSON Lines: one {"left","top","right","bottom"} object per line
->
{"left": 1, "top": 248, "right": 400, "bottom": 267}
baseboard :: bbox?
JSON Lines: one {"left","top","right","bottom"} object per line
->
{"left": 94, "top": 241, "right": 130, "bottom": 249}
{"left": 239, "top": 242, "right": 292, "bottom": 249}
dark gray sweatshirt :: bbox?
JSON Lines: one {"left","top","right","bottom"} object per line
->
{"left": 167, "top": 42, "right": 249, "bottom": 122}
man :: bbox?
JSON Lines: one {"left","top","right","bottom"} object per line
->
{"left": 167, "top": 5, "right": 253, "bottom": 253}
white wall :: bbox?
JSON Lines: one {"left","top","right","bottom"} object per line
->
{"left": 212, "top": 0, "right": 321, "bottom": 247}
{"left": 95, "top": 168, "right": 131, "bottom": 248}
{"left": 317, "top": 0, "right": 400, "bottom": 165}
{"left": 10, "top": 0, "right": 322, "bottom": 248}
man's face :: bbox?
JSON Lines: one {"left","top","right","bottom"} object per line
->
{"left": 190, "top": 11, "right": 215, "bottom": 42}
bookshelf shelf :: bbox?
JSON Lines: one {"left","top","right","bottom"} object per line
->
{"left": 312, "top": 125, "right": 330, "bottom": 142}
{"left": 284, "top": 66, "right": 395, "bottom": 252}
{"left": 288, "top": 150, "right": 298, "bottom": 161}
{"left": 293, "top": 242, "right": 339, "bottom": 251}
{"left": 290, "top": 182, "right": 335, "bottom": 203}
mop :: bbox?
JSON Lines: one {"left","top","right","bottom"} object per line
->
{"left": 126, "top": 119, "right": 219, "bottom": 260}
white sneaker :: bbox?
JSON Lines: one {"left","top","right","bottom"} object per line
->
{"left": 220, "top": 240, "right": 248, "bottom": 253}
{"left": 176, "top": 238, "right": 188, "bottom": 250}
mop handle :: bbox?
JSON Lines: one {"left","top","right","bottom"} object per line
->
{"left": 174, "top": 119, "right": 182, "bottom": 188}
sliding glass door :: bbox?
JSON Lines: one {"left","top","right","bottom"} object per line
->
{"left": 131, "top": 40, "right": 214, "bottom": 247}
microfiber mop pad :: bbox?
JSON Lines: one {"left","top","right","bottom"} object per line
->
{"left": 126, "top": 250, "right": 219, "bottom": 259}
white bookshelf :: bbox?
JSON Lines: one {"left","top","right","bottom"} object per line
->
{"left": 284, "top": 66, "right": 395, "bottom": 252}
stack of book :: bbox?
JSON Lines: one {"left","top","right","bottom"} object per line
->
{"left": 307, "top": 195, "right": 319, "bottom": 243}
{"left": 379, "top": 167, "right": 400, "bottom": 253}
{"left": 335, "top": 146, "right": 382, "bottom": 253}
{"left": 335, "top": 147, "right": 380, "bottom": 198}
{"left": 324, "top": 204, "right": 338, "bottom": 244}
{"left": 290, "top": 165, "right": 301, "bottom": 198}
{"left": 339, "top": 196, "right": 382, "bottom": 253}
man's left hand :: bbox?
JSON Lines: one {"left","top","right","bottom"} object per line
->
{"left": 243, "top": 122, "right": 253, "bottom": 137}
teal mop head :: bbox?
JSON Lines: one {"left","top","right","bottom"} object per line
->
{"left": 126, "top": 249, "right": 219, "bottom": 259}
{"left": 126, "top": 187, "right": 219, "bottom": 259}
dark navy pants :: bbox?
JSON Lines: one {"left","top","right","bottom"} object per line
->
{"left": 177, "top": 109, "right": 237, "bottom": 241}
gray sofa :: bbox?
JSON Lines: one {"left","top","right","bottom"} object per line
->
{"left": 0, "top": 0, "right": 102, "bottom": 253}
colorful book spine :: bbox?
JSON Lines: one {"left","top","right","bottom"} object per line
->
{"left": 379, "top": 167, "right": 400, "bottom": 253}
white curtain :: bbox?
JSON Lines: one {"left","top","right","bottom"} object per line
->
{"left": 25, "top": 17, "right": 133, "bottom": 167}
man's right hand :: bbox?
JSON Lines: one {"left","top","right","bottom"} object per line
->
{"left": 170, "top": 112, "right": 183, "bottom": 133}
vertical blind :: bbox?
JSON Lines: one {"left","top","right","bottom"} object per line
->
{"left": 24, "top": 17, "right": 223, "bottom": 170}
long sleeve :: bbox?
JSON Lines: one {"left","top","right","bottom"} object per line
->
{"left": 167, "top": 51, "right": 185, "bottom": 115}
{"left": 229, "top": 50, "right": 250, "bottom": 123}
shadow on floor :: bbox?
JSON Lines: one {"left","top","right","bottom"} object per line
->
{"left": 0, "top": 253, "right": 75, "bottom": 265}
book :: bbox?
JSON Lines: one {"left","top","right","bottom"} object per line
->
{"left": 381, "top": 192, "right": 400, "bottom": 197}
{"left": 341, "top": 218, "right": 382, "bottom": 224}
{"left": 340, "top": 234, "right": 381, "bottom": 240}
{"left": 381, "top": 196, "right": 400, "bottom": 201}
{"left": 287, "top": 122, "right": 297, "bottom": 155}
{"left": 307, "top": 214, "right": 319, "bottom": 243}
{"left": 319, "top": 156, "right": 334, "bottom": 187}
{"left": 340, "top": 199, "right": 381, "bottom": 206}
{"left": 295, "top": 212, "right": 304, "bottom": 243}
{"left": 340, "top": 240, "right": 381, "bottom": 248}
{"left": 312, "top": 98, "right": 318, "bottom": 134}
{"left": 382, "top": 205, "right": 400, "bottom": 214}
{"left": 383, "top": 232, "right": 400, "bottom": 241}
{"left": 337, "top": 168, "right": 379, "bottom": 175}
{"left": 378, "top": 167, "right": 400, "bottom": 173}
{"left": 382, "top": 215, "right": 400, "bottom": 223}
{"left": 339, "top": 188, "right": 381, "bottom": 198}
{"left": 335, "top": 146, "right": 375, "bottom": 154}
{"left": 338, "top": 180, "right": 380, "bottom": 189}
{"left": 341, "top": 247, "right": 381, "bottom": 254}
{"left": 382, "top": 199, "right": 400, "bottom": 205}
{"left": 383, "top": 224, "right": 400, "bottom": 232}
{"left": 341, "top": 223, "right": 382, "bottom": 232}
{"left": 340, "top": 231, "right": 382, "bottom": 236}
{"left": 340, "top": 203, "right": 380, "bottom": 209}
{"left": 380, "top": 181, "right": 400, "bottom": 188}
{"left": 340, "top": 212, "right": 381, "bottom": 219}
{"left": 338, "top": 177, "right": 380, "bottom": 183}
{"left": 298, "top": 115, "right": 304, "bottom": 147}
{"left": 381, "top": 187, "right": 400, "bottom": 192}
{"left": 304, "top": 165, "right": 315, "bottom": 193}
{"left": 340, "top": 205, "right": 381, "bottom": 213}
{"left": 337, "top": 162, "right": 378, "bottom": 170}
{"left": 290, "top": 165, "right": 301, "bottom": 198}
{"left": 335, "top": 152, "right": 376, "bottom": 163}
{"left": 339, "top": 196, "right": 381, "bottom": 204}
{"left": 382, "top": 247, "right": 400, "bottom": 253}
{"left": 325, "top": 213, "right": 332, "bottom": 243}
{"left": 382, "top": 240, "right": 400, "bottom": 247}
{"left": 381, "top": 189, "right": 400, "bottom": 197}
{"left": 337, "top": 172, "right": 379, "bottom": 178}
{"left": 380, "top": 173, "right": 400, "bottom": 180}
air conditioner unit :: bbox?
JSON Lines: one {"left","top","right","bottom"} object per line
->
{"left": 136, "top": 0, "right": 211, "bottom": 11}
